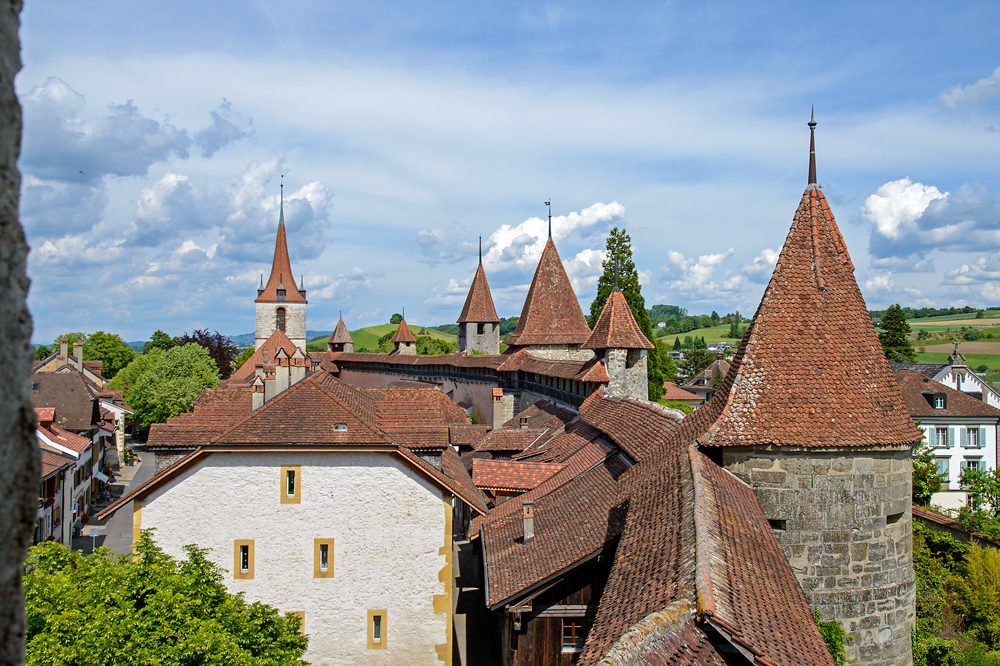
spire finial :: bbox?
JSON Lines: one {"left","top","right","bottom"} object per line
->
{"left": 612, "top": 248, "right": 620, "bottom": 293}
{"left": 545, "top": 201, "right": 552, "bottom": 240}
{"left": 279, "top": 175, "right": 285, "bottom": 226}
{"left": 339, "top": 310, "right": 342, "bottom": 320}
{"left": 479, "top": 235, "right": 482, "bottom": 266}
{"left": 807, "top": 107, "right": 818, "bottom": 188}
{"left": 259, "top": 274, "right": 263, "bottom": 289}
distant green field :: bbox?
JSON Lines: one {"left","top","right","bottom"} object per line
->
{"left": 306, "top": 324, "right": 458, "bottom": 352}
{"left": 657, "top": 324, "right": 738, "bottom": 347}
{"left": 913, "top": 351, "right": 1000, "bottom": 383}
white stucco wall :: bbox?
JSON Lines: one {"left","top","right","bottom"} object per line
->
{"left": 140, "top": 450, "right": 451, "bottom": 666}
{"left": 935, "top": 367, "right": 1000, "bottom": 410}
{"left": 919, "top": 419, "right": 999, "bottom": 512}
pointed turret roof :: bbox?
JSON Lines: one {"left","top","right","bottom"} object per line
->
{"left": 504, "top": 239, "right": 592, "bottom": 346}
{"left": 256, "top": 185, "right": 306, "bottom": 304}
{"left": 458, "top": 264, "right": 500, "bottom": 323}
{"left": 391, "top": 319, "right": 417, "bottom": 343}
{"left": 582, "top": 289, "right": 653, "bottom": 350}
{"left": 329, "top": 317, "right": 352, "bottom": 344}
{"left": 696, "top": 118, "right": 921, "bottom": 449}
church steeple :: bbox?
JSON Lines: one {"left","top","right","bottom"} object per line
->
{"left": 256, "top": 182, "right": 306, "bottom": 305}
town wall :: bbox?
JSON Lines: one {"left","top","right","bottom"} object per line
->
{"left": 518, "top": 345, "right": 595, "bottom": 362}
{"left": 721, "top": 446, "right": 914, "bottom": 666}
{"left": 255, "top": 301, "right": 307, "bottom": 352}
{"left": 140, "top": 450, "right": 452, "bottom": 666}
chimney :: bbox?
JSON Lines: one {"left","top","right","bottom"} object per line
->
{"left": 274, "top": 348, "right": 290, "bottom": 394}
{"left": 290, "top": 348, "right": 307, "bottom": 386}
{"left": 59, "top": 338, "right": 68, "bottom": 361}
{"left": 522, "top": 500, "right": 535, "bottom": 543}
{"left": 519, "top": 415, "right": 530, "bottom": 429}
{"left": 72, "top": 342, "right": 83, "bottom": 370}
{"left": 251, "top": 376, "right": 265, "bottom": 410}
{"left": 264, "top": 367, "right": 276, "bottom": 402}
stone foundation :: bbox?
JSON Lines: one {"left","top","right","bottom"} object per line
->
{"left": 721, "top": 446, "right": 914, "bottom": 666}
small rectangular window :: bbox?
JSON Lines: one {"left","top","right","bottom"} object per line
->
{"left": 562, "top": 619, "right": 590, "bottom": 652}
{"left": 280, "top": 465, "right": 301, "bottom": 504}
{"left": 936, "top": 458, "right": 949, "bottom": 483}
{"left": 233, "top": 539, "right": 254, "bottom": 580}
{"left": 314, "top": 538, "right": 334, "bottom": 578}
{"left": 968, "top": 428, "right": 980, "bottom": 448}
{"left": 935, "top": 395, "right": 945, "bottom": 409}
{"left": 367, "top": 610, "right": 387, "bottom": 649}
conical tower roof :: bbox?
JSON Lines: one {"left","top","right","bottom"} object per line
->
{"left": 391, "top": 319, "right": 417, "bottom": 343}
{"left": 700, "top": 120, "right": 921, "bottom": 449}
{"left": 458, "top": 264, "right": 500, "bottom": 323}
{"left": 504, "top": 240, "right": 592, "bottom": 346}
{"left": 256, "top": 186, "right": 306, "bottom": 304}
{"left": 328, "top": 317, "right": 352, "bottom": 344}
{"left": 582, "top": 289, "right": 653, "bottom": 350}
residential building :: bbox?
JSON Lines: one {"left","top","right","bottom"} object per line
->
{"left": 895, "top": 368, "right": 1000, "bottom": 511}
{"left": 679, "top": 356, "right": 730, "bottom": 404}
{"left": 36, "top": 410, "right": 96, "bottom": 540}
{"left": 892, "top": 341, "right": 1000, "bottom": 409}
{"left": 661, "top": 381, "right": 702, "bottom": 408}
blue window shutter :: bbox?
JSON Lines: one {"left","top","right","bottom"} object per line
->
{"left": 981, "top": 427, "right": 986, "bottom": 449}
{"left": 962, "top": 428, "right": 968, "bottom": 448}
{"left": 949, "top": 428, "right": 955, "bottom": 448}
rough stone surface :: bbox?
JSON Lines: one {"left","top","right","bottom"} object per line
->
{"left": 256, "top": 301, "right": 307, "bottom": 352}
{"left": 457, "top": 322, "right": 499, "bottom": 355}
{"left": 141, "top": 451, "right": 452, "bottom": 665}
{"left": 723, "top": 446, "right": 914, "bottom": 666}
{"left": 0, "top": 3, "right": 39, "bottom": 663}
{"left": 603, "top": 349, "right": 648, "bottom": 400}
{"left": 521, "top": 344, "right": 595, "bottom": 362}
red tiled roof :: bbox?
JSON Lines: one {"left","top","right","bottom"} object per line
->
{"left": 255, "top": 216, "right": 306, "bottom": 303}
{"left": 474, "top": 428, "right": 548, "bottom": 452}
{"left": 662, "top": 382, "right": 701, "bottom": 401}
{"left": 583, "top": 290, "right": 653, "bottom": 350}
{"left": 457, "top": 264, "right": 500, "bottom": 323}
{"left": 497, "top": 349, "right": 608, "bottom": 383}
{"left": 34, "top": 407, "right": 55, "bottom": 422}
{"left": 390, "top": 320, "right": 417, "bottom": 343}
{"left": 514, "top": 422, "right": 603, "bottom": 463}
{"left": 39, "top": 446, "right": 74, "bottom": 480}
{"left": 147, "top": 387, "right": 253, "bottom": 450}
{"left": 697, "top": 187, "right": 922, "bottom": 449}
{"left": 504, "top": 239, "right": 592, "bottom": 346}
{"left": 895, "top": 369, "right": 1000, "bottom": 419}
{"left": 328, "top": 318, "right": 352, "bottom": 344}
{"left": 39, "top": 424, "right": 91, "bottom": 454}
{"left": 472, "top": 459, "right": 565, "bottom": 491}
{"left": 231, "top": 330, "right": 300, "bottom": 382}
{"left": 578, "top": 390, "right": 684, "bottom": 462}
{"left": 502, "top": 400, "right": 577, "bottom": 432}
{"left": 327, "top": 350, "right": 503, "bottom": 369}
{"left": 30, "top": 371, "right": 99, "bottom": 432}
{"left": 449, "top": 424, "right": 491, "bottom": 446}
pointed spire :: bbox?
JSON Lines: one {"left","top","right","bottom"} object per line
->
{"left": 545, "top": 201, "right": 552, "bottom": 240}
{"left": 612, "top": 248, "right": 620, "bottom": 293}
{"left": 583, "top": 290, "right": 653, "bottom": 351}
{"left": 479, "top": 235, "right": 483, "bottom": 266}
{"left": 807, "top": 107, "right": 818, "bottom": 189}
{"left": 279, "top": 175, "right": 285, "bottom": 226}
{"left": 391, "top": 318, "right": 417, "bottom": 343}
{"left": 256, "top": 182, "right": 306, "bottom": 303}
{"left": 458, "top": 256, "right": 500, "bottom": 324}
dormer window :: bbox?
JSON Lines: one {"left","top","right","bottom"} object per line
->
{"left": 934, "top": 395, "right": 946, "bottom": 409}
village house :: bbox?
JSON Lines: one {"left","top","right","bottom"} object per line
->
{"left": 35, "top": 408, "right": 97, "bottom": 543}
{"left": 679, "top": 355, "right": 729, "bottom": 405}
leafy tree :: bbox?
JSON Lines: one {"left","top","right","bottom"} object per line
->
{"left": 498, "top": 316, "right": 520, "bottom": 337}
{"left": 879, "top": 304, "right": 916, "bottom": 362}
{"left": 678, "top": 348, "right": 716, "bottom": 380}
{"left": 34, "top": 345, "right": 52, "bottom": 361}
{"left": 673, "top": 337, "right": 681, "bottom": 351}
{"left": 235, "top": 347, "right": 256, "bottom": 371}
{"left": 145, "top": 329, "right": 179, "bottom": 353}
{"left": 124, "top": 344, "right": 220, "bottom": 426}
{"left": 587, "top": 227, "right": 667, "bottom": 400}
{"left": 108, "top": 349, "right": 163, "bottom": 394}
{"left": 24, "top": 534, "right": 308, "bottom": 666}
{"left": 913, "top": 436, "right": 944, "bottom": 507}
{"left": 51, "top": 331, "right": 87, "bottom": 350}
{"left": 710, "top": 310, "right": 720, "bottom": 325}
{"left": 417, "top": 336, "right": 457, "bottom": 355}
{"left": 178, "top": 329, "right": 240, "bottom": 380}
{"left": 389, "top": 313, "right": 403, "bottom": 324}
{"left": 917, "top": 329, "right": 930, "bottom": 341}
{"left": 954, "top": 544, "right": 1000, "bottom": 648}
{"left": 965, "top": 328, "right": 981, "bottom": 341}
{"left": 977, "top": 364, "right": 990, "bottom": 374}
{"left": 726, "top": 312, "right": 746, "bottom": 340}
{"left": 376, "top": 331, "right": 395, "bottom": 354}
{"left": 84, "top": 331, "right": 137, "bottom": 379}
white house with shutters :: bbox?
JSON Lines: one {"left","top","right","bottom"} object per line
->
{"left": 895, "top": 368, "right": 1000, "bottom": 512}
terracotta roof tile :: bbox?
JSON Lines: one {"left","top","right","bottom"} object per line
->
{"left": 231, "top": 330, "right": 300, "bottom": 382}
{"left": 472, "top": 459, "right": 565, "bottom": 491}
{"left": 328, "top": 318, "right": 352, "bottom": 344}
{"left": 504, "top": 239, "right": 592, "bottom": 346}
{"left": 39, "top": 424, "right": 91, "bottom": 454}
{"left": 34, "top": 407, "right": 55, "bottom": 422}
{"left": 578, "top": 390, "right": 684, "bottom": 462}
{"left": 390, "top": 319, "right": 417, "bottom": 343}
{"left": 458, "top": 264, "right": 500, "bottom": 323}
{"left": 889, "top": 362, "right": 948, "bottom": 379}
{"left": 327, "top": 350, "right": 504, "bottom": 370}
{"left": 502, "top": 400, "right": 577, "bottom": 431}
{"left": 583, "top": 290, "right": 654, "bottom": 350}
{"left": 39, "top": 446, "right": 74, "bottom": 480}
{"left": 474, "top": 428, "right": 548, "bottom": 452}
{"left": 255, "top": 218, "right": 306, "bottom": 303}
{"left": 894, "top": 369, "right": 1000, "bottom": 419}
{"left": 698, "top": 188, "right": 922, "bottom": 449}
{"left": 30, "top": 371, "right": 99, "bottom": 432}
{"left": 449, "top": 424, "right": 491, "bottom": 446}
{"left": 497, "top": 349, "right": 608, "bottom": 382}
{"left": 661, "top": 382, "right": 701, "bottom": 401}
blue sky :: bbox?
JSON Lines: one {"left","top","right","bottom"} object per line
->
{"left": 17, "top": 1, "right": 1000, "bottom": 343}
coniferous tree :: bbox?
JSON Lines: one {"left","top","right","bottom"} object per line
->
{"left": 673, "top": 337, "right": 681, "bottom": 351}
{"left": 879, "top": 304, "right": 915, "bottom": 362}
{"left": 588, "top": 228, "right": 666, "bottom": 399}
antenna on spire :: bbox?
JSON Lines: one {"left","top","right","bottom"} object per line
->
{"left": 279, "top": 174, "right": 286, "bottom": 225}
{"left": 545, "top": 201, "right": 552, "bottom": 240}
{"left": 402, "top": 307, "right": 405, "bottom": 321}
{"left": 807, "top": 106, "right": 818, "bottom": 189}
{"left": 612, "top": 248, "right": 620, "bottom": 293}
{"left": 479, "top": 235, "right": 482, "bottom": 266}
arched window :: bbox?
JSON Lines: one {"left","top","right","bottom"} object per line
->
{"left": 276, "top": 307, "right": 286, "bottom": 332}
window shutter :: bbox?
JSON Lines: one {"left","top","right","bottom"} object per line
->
{"left": 980, "top": 427, "right": 986, "bottom": 448}
{"left": 962, "top": 428, "right": 968, "bottom": 448}
{"left": 960, "top": 459, "right": 968, "bottom": 474}
{"left": 949, "top": 428, "right": 956, "bottom": 448}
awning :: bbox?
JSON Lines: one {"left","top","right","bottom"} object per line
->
{"left": 94, "top": 472, "right": 111, "bottom": 483}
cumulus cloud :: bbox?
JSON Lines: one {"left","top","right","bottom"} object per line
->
{"left": 33, "top": 234, "right": 124, "bottom": 272}
{"left": 564, "top": 247, "right": 607, "bottom": 295}
{"left": 424, "top": 277, "right": 473, "bottom": 306}
{"left": 414, "top": 224, "right": 477, "bottom": 265}
{"left": 195, "top": 100, "right": 253, "bottom": 157}
{"left": 943, "top": 254, "right": 1000, "bottom": 285}
{"left": 306, "top": 267, "right": 382, "bottom": 300}
{"left": 657, "top": 248, "right": 735, "bottom": 301}
{"left": 941, "top": 66, "right": 1000, "bottom": 109}
{"left": 862, "top": 178, "right": 948, "bottom": 241}
{"left": 862, "top": 271, "right": 931, "bottom": 307}
{"left": 738, "top": 248, "right": 778, "bottom": 283}
{"left": 483, "top": 202, "right": 624, "bottom": 272}
{"left": 20, "top": 176, "right": 108, "bottom": 237}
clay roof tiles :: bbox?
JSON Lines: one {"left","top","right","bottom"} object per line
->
{"left": 30, "top": 371, "right": 100, "bottom": 432}
{"left": 231, "top": 329, "right": 300, "bottom": 382}
{"left": 472, "top": 459, "right": 565, "bottom": 491}
{"left": 497, "top": 349, "right": 609, "bottom": 383}
{"left": 39, "top": 447, "right": 74, "bottom": 480}
{"left": 894, "top": 369, "right": 1000, "bottom": 419}
{"left": 39, "top": 424, "right": 92, "bottom": 454}
{"left": 255, "top": 208, "right": 306, "bottom": 303}
{"left": 583, "top": 290, "right": 654, "bottom": 350}
{"left": 328, "top": 318, "right": 352, "bottom": 344}
{"left": 390, "top": 320, "right": 418, "bottom": 343}
{"left": 504, "top": 239, "right": 593, "bottom": 346}
{"left": 457, "top": 264, "right": 500, "bottom": 323}
{"left": 661, "top": 382, "right": 701, "bottom": 402}
{"left": 696, "top": 186, "right": 922, "bottom": 449}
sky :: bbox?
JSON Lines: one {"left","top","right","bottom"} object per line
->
{"left": 16, "top": 1, "right": 1000, "bottom": 344}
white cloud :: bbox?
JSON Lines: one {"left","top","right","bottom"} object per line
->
{"left": 941, "top": 66, "right": 1000, "bottom": 109}
{"left": 564, "top": 247, "right": 607, "bottom": 296}
{"left": 943, "top": 254, "right": 1000, "bottom": 285}
{"left": 861, "top": 178, "right": 948, "bottom": 241}
{"left": 739, "top": 247, "right": 778, "bottom": 283}
{"left": 657, "top": 248, "right": 735, "bottom": 301}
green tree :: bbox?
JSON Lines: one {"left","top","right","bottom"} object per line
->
{"left": 587, "top": 227, "right": 667, "bottom": 400}
{"left": 389, "top": 313, "right": 403, "bottom": 325}
{"left": 178, "top": 329, "right": 239, "bottom": 380}
{"left": 710, "top": 310, "right": 720, "bottom": 325}
{"left": 678, "top": 348, "right": 716, "bottom": 380}
{"left": 51, "top": 331, "right": 87, "bottom": 350}
{"left": 672, "top": 337, "right": 681, "bottom": 351}
{"left": 84, "top": 331, "right": 136, "bottom": 379}
{"left": 912, "top": 436, "right": 943, "bottom": 507}
{"left": 34, "top": 345, "right": 52, "bottom": 361}
{"left": 108, "top": 348, "right": 163, "bottom": 394}
{"left": 145, "top": 329, "right": 179, "bottom": 353}
{"left": 417, "top": 336, "right": 457, "bottom": 355}
{"left": 965, "top": 328, "right": 981, "bottom": 341}
{"left": 954, "top": 544, "right": 1000, "bottom": 647}
{"left": 123, "top": 344, "right": 220, "bottom": 426}
{"left": 235, "top": 347, "right": 256, "bottom": 371}
{"left": 879, "top": 304, "right": 916, "bottom": 362}
{"left": 24, "top": 534, "right": 308, "bottom": 666}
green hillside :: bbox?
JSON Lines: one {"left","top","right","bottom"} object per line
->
{"left": 656, "top": 324, "right": 736, "bottom": 347}
{"left": 305, "top": 324, "right": 457, "bottom": 353}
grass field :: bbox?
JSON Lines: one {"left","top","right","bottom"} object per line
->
{"left": 656, "top": 324, "right": 739, "bottom": 347}
{"left": 305, "top": 324, "right": 457, "bottom": 352}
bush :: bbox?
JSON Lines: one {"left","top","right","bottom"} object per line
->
{"left": 814, "top": 610, "right": 851, "bottom": 666}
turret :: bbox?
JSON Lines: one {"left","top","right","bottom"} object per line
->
{"left": 457, "top": 237, "right": 501, "bottom": 354}
{"left": 327, "top": 315, "right": 354, "bottom": 353}
{"left": 582, "top": 280, "right": 653, "bottom": 400}
{"left": 391, "top": 318, "right": 417, "bottom": 356}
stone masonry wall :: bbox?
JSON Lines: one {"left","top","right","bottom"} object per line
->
{"left": 521, "top": 345, "right": 595, "bottom": 362}
{"left": 722, "top": 446, "right": 914, "bottom": 666}
{"left": 458, "top": 322, "right": 499, "bottom": 355}
{"left": 256, "top": 301, "right": 307, "bottom": 351}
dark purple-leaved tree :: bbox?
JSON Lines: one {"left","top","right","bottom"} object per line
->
{"left": 178, "top": 329, "right": 240, "bottom": 380}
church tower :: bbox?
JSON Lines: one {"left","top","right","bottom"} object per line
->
{"left": 457, "top": 238, "right": 501, "bottom": 354}
{"left": 255, "top": 183, "right": 307, "bottom": 352}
